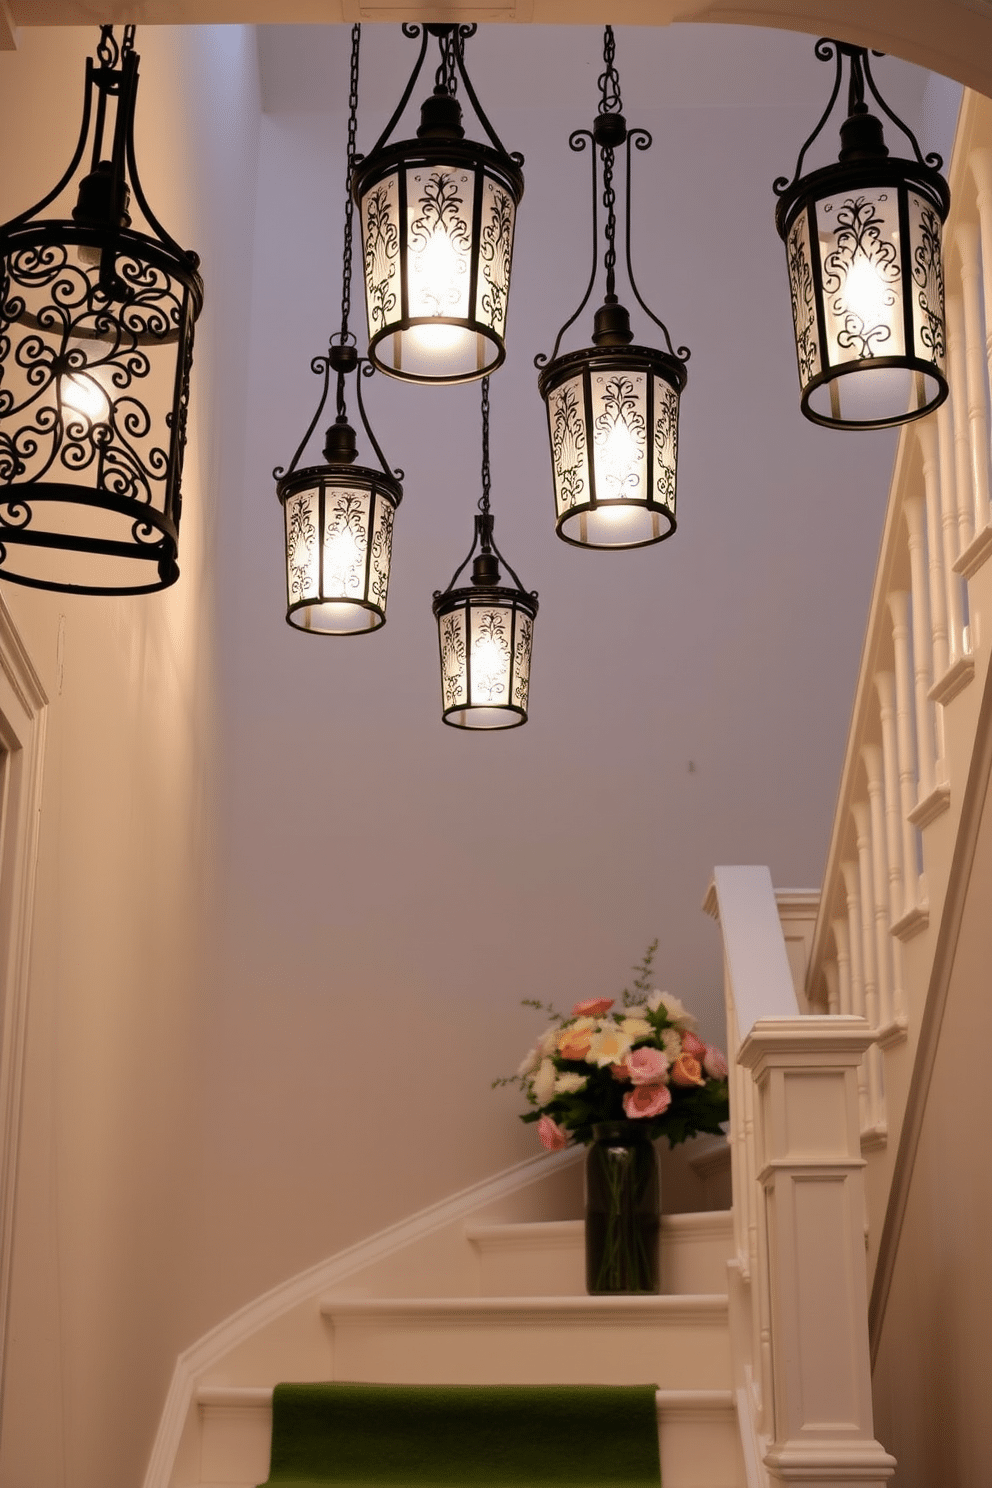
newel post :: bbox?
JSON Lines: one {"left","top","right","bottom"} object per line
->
{"left": 737, "top": 1016, "right": 896, "bottom": 1488}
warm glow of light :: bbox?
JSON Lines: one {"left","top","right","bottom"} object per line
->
{"left": 61, "top": 369, "right": 110, "bottom": 426}
{"left": 323, "top": 525, "right": 363, "bottom": 597}
{"left": 843, "top": 255, "right": 895, "bottom": 330}
{"left": 471, "top": 634, "right": 508, "bottom": 701}
{"left": 598, "top": 420, "right": 641, "bottom": 496}
{"left": 411, "top": 228, "right": 464, "bottom": 319}
{"left": 405, "top": 322, "right": 465, "bottom": 356}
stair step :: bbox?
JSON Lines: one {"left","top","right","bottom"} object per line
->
{"left": 195, "top": 1385, "right": 744, "bottom": 1488}
{"left": 465, "top": 1211, "right": 733, "bottom": 1297}
{"left": 318, "top": 1294, "right": 731, "bottom": 1388}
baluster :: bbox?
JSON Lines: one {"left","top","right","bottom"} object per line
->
{"left": 853, "top": 800, "right": 885, "bottom": 1136}
{"left": 832, "top": 915, "right": 852, "bottom": 1016}
{"left": 840, "top": 857, "right": 870, "bottom": 1132}
{"left": 822, "top": 959, "right": 840, "bottom": 1015}
{"left": 946, "top": 293, "right": 976, "bottom": 553}
{"left": 968, "top": 147, "right": 992, "bottom": 458}
{"left": 875, "top": 671, "right": 908, "bottom": 1024}
{"left": 903, "top": 496, "right": 939, "bottom": 798}
{"left": 935, "top": 398, "right": 968, "bottom": 663}
{"left": 862, "top": 744, "right": 894, "bottom": 1032}
{"left": 956, "top": 223, "right": 992, "bottom": 535}
{"left": 917, "top": 421, "right": 950, "bottom": 683}
{"left": 887, "top": 591, "right": 920, "bottom": 916}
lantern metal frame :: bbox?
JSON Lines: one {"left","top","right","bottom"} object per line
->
{"left": 0, "top": 25, "right": 203, "bottom": 596}
{"left": 352, "top": 23, "right": 524, "bottom": 386}
{"left": 774, "top": 39, "right": 950, "bottom": 431}
{"left": 536, "top": 26, "right": 689, "bottom": 551}
{"left": 432, "top": 377, "right": 538, "bottom": 730}
{"left": 275, "top": 23, "right": 403, "bottom": 637}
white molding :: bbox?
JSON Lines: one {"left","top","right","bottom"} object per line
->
{"left": 929, "top": 653, "right": 976, "bottom": 705}
{"left": 890, "top": 903, "right": 929, "bottom": 941}
{"left": 196, "top": 1383, "right": 736, "bottom": 1416}
{"left": 908, "top": 782, "right": 952, "bottom": 827}
{"left": 320, "top": 1293, "right": 730, "bottom": 1327}
{"left": 142, "top": 1145, "right": 582, "bottom": 1488}
{"left": 0, "top": 596, "right": 47, "bottom": 1429}
{"left": 953, "top": 520, "right": 992, "bottom": 578}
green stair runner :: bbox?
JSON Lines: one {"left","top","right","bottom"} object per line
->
{"left": 259, "top": 1382, "right": 662, "bottom": 1488}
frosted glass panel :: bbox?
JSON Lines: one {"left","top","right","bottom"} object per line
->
{"left": 439, "top": 606, "right": 468, "bottom": 711}
{"left": 361, "top": 170, "right": 401, "bottom": 337}
{"left": 908, "top": 191, "right": 946, "bottom": 367}
{"left": 469, "top": 602, "right": 512, "bottom": 708}
{"left": 816, "top": 186, "right": 905, "bottom": 367}
{"left": 590, "top": 369, "right": 648, "bottom": 506}
{"left": 406, "top": 165, "right": 473, "bottom": 322}
{"left": 547, "top": 375, "right": 589, "bottom": 521}
{"left": 653, "top": 378, "right": 679, "bottom": 515}
{"left": 512, "top": 610, "right": 534, "bottom": 715}
{"left": 787, "top": 209, "right": 821, "bottom": 385}
{"left": 285, "top": 486, "right": 320, "bottom": 605}
{"left": 475, "top": 174, "right": 516, "bottom": 338}
{"left": 322, "top": 486, "right": 371, "bottom": 601}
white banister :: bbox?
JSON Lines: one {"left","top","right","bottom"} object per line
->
{"left": 956, "top": 221, "right": 992, "bottom": 534}
{"left": 903, "top": 495, "right": 939, "bottom": 800}
{"left": 946, "top": 292, "right": 975, "bottom": 553}
{"left": 738, "top": 1019, "right": 896, "bottom": 1488}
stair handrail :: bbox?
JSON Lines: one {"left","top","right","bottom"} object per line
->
{"left": 707, "top": 866, "right": 896, "bottom": 1488}
{"left": 802, "top": 85, "right": 992, "bottom": 1305}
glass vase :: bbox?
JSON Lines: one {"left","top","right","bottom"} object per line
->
{"left": 584, "top": 1121, "right": 660, "bottom": 1295}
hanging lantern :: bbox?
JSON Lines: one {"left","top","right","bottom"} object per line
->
{"left": 774, "top": 39, "right": 950, "bottom": 430}
{"left": 536, "top": 27, "right": 688, "bottom": 551}
{"left": 433, "top": 378, "right": 537, "bottom": 728}
{"left": 275, "top": 25, "right": 402, "bottom": 637}
{"left": 0, "top": 26, "right": 203, "bottom": 595}
{"left": 352, "top": 23, "right": 524, "bottom": 386}
{"left": 276, "top": 347, "right": 402, "bottom": 635}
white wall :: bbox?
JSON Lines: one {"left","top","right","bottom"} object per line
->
{"left": 0, "top": 25, "right": 261, "bottom": 1488}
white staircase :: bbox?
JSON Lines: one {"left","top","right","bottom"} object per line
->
{"left": 187, "top": 1210, "right": 743, "bottom": 1488}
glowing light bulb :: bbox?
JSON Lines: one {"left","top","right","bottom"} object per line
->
{"left": 412, "top": 228, "right": 464, "bottom": 319}
{"left": 61, "top": 369, "right": 110, "bottom": 427}
{"left": 598, "top": 419, "right": 641, "bottom": 497}
{"left": 323, "top": 524, "right": 363, "bottom": 597}
{"left": 843, "top": 255, "right": 895, "bottom": 330}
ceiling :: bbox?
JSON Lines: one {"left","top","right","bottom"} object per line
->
{"left": 3, "top": 0, "right": 992, "bottom": 99}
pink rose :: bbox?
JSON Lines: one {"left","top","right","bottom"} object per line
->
{"left": 703, "top": 1045, "right": 729, "bottom": 1079}
{"left": 610, "top": 1062, "right": 631, "bottom": 1083}
{"left": 624, "top": 1046, "right": 670, "bottom": 1085}
{"left": 571, "top": 997, "right": 614, "bottom": 1017}
{"left": 671, "top": 1053, "right": 706, "bottom": 1087}
{"left": 680, "top": 1030, "right": 707, "bottom": 1060}
{"left": 623, "top": 1083, "right": 672, "bottom": 1120}
{"left": 537, "top": 1114, "right": 569, "bottom": 1152}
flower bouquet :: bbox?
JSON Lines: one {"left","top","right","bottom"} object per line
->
{"left": 496, "top": 944, "right": 730, "bottom": 1293}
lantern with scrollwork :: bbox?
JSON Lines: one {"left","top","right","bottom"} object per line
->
{"left": 774, "top": 39, "right": 950, "bottom": 430}
{"left": 536, "top": 27, "right": 689, "bottom": 550}
{"left": 352, "top": 23, "right": 524, "bottom": 386}
{"left": 433, "top": 378, "right": 537, "bottom": 728}
{"left": 0, "top": 25, "right": 202, "bottom": 595}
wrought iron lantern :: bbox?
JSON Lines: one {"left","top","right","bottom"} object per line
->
{"left": 536, "top": 27, "right": 688, "bottom": 551}
{"left": 0, "top": 25, "right": 203, "bottom": 595}
{"left": 433, "top": 378, "right": 537, "bottom": 728}
{"left": 275, "top": 25, "right": 402, "bottom": 636}
{"left": 774, "top": 40, "right": 950, "bottom": 430}
{"left": 352, "top": 24, "right": 524, "bottom": 386}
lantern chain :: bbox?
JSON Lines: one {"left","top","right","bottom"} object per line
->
{"left": 338, "top": 22, "right": 361, "bottom": 348}
{"left": 97, "top": 24, "right": 135, "bottom": 70}
{"left": 435, "top": 29, "right": 458, "bottom": 98}
{"left": 599, "top": 27, "right": 622, "bottom": 300}
{"left": 479, "top": 374, "right": 492, "bottom": 521}
{"left": 598, "top": 25, "right": 622, "bottom": 115}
